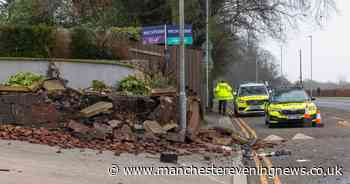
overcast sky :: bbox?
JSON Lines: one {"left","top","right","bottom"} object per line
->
{"left": 263, "top": 0, "right": 348, "bottom": 83}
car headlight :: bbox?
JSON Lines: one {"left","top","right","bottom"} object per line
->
{"left": 306, "top": 106, "right": 317, "bottom": 114}
{"left": 239, "top": 100, "right": 245, "bottom": 104}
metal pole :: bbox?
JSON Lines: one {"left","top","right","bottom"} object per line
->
{"left": 309, "top": 35, "right": 313, "bottom": 96}
{"left": 179, "top": 0, "right": 187, "bottom": 141}
{"left": 205, "top": 0, "right": 209, "bottom": 109}
{"left": 255, "top": 57, "right": 258, "bottom": 83}
{"left": 299, "top": 49, "right": 303, "bottom": 86}
{"left": 164, "top": 24, "right": 167, "bottom": 49}
{"left": 280, "top": 46, "right": 283, "bottom": 76}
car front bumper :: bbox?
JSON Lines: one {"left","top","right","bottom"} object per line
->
{"left": 268, "top": 114, "right": 317, "bottom": 124}
{"left": 236, "top": 105, "right": 265, "bottom": 115}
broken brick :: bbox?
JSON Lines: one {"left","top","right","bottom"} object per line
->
{"left": 43, "top": 80, "right": 66, "bottom": 93}
{"left": 165, "top": 132, "right": 183, "bottom": 142}
{"left": 93, "top": 123, "right": 113, "bottom": 136}
{"left": 162, "top": 122, "right": 178, "bottom": 132}
{"left": 80, "top": 102, "right": 113, "bottom": 118}
{"left": 113, "top": 124, "right": 135, "bottom": 142}
{"left": 107, "top": 120, "right": 122, "bottom": 128}
{"left": 158, "top": 96, "right": 177, "bottom": 124}
{"left": 143, "top": 120, "right": 166, "bottom": 135}
{"left": 66, "top": 120, "right": 91, "bottom": 134}
{"left": 213, "top": 137, "right": 232, "bottom": 146}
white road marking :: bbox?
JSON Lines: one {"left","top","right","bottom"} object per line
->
{"left": 332, "top": 116, "right": 345, "bottom": 121}
{"left": 263, "top": 135, "right": 285, "bottom": 142}
{"left": 337, "top": 121, "right": 350, "bottom": 128}
{"left": 292, "top": 133, "right": 314, "bottom": 140}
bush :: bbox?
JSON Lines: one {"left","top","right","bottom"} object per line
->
{"left": 148, "top": 74, "right": 176, "bottom": 89}
{"left": 70, "top": 27, "right": 99, "bottom": 59}
{"left": 118, "top": 76, "right": 150, "bottom": 96}
{"left": 91, "top": 80, "right": 108, "bottom": 91}
{"left": 110, "top": 27, "right": 141, "bottom": 41}
{"left": 5, "top": 72, "right": 44, "bottom": 87}
{"left": 0, "top": 25, "right": 54, "bottom": 57}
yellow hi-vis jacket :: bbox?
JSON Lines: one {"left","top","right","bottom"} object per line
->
{"left": 214, "top": 82, "right": 234, "bottom": 101}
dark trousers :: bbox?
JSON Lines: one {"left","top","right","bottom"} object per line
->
{"left": 218, "top": 100, "right": 227, "bottom": 115}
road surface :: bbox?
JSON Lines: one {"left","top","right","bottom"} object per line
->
{"left": 239, "top": 106, "right": 350, "bottom": 184}
{"left": 316, "top": 98, "right": 350, "bottom": 111}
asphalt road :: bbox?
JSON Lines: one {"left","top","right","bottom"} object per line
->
{"left": 316, "top": 98, "right": 350, "bottom": 111}
{"left": 240, "top": 107, "right": 350, "bottom": 184}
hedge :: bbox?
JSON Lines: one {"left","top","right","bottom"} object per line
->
{"left": 70, "top": 27, "right": 100, "bottom": 59}
{"left": 0, "top": 25, "right": 141, "bottom": 60}
{"left": 0, "top": 25, "right": 54, "bottom": 58}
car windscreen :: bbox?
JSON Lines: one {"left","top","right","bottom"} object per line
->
{"left": 238, "top": 86, "right": 267, "bottom": 96}
{"left": 271, "top": 89, "right": 309, "bottom": 103}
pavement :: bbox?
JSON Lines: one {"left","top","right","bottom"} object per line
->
{"left": 0, "top": 139, "right": 242, "bottom": 184}
{"left": 235, "top": 103, "right": 350, "bottom": 184}
{"left": 0, "top": 112, "right": 246, "bottom": 184}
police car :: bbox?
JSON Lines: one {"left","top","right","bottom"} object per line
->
{"left": 234, "top": 83, "right": 269, "bottom": 116}
{"left": 265, "top": 87, "right": 320, "bottom": 128}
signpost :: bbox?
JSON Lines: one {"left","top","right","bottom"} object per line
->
{"left": 142, "top": 25, "right": 166, "bottom": 45}
{"left": 142, "top": 25, "right": 193, "bottom": 45}
{"left": 142, "top": 23, "right": 191, "bottom": 142}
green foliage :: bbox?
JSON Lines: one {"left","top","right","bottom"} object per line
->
{"left": 5, "top": 72, "right": 44, "bottom": 87}
{"left": 70, "top": 27, "right": 99, "bottom": 59}
{"left": 148, "top": 74, "right": 175, "bottom": 89}
{"left": 118, "top": 76, "right": 150, "bottom": 96}
{"left": 110, "top": 27, "right": 141, "bottom": 41}
{"left": 91, "top": 80, "right": 108, "bottom": 91}
{"left": 76, "top": 0, "right": 131, "bottom": 29}
{"left": 0, "top": 25, "right": 54, "bottom": 57}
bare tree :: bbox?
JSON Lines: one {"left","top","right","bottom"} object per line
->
{"left": 217, "top": 0, "right": 337, "bottom": 40}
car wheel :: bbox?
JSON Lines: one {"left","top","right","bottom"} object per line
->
{"left": 266, "top": 115, "right": 276, "bottom": 128}
{"left": 268, "top": 123, "right": 275, "bottom": 128}
{"left": 265, "top": 115, "right": 269, "bottom": 125}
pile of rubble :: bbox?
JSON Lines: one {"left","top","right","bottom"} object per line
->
{"left": 0, "top": 78, "right": 239, "bottom": 156}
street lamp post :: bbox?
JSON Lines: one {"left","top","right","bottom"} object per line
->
{"left": 299, "top": 49, "right": 303, "bottom": 86}
{"left": 280, "top": 46, "right": 283, "bottom": 77}
{"left": 205, "top": 0, "right": 209, "bottom": 109}
{"left": 309, "top": 35, "right": 313, "bottom": 96}
{"left": 179, "top": 0, "right": 186, "bottom": 142}
{"left": 255, "top": 57, "right": 258, "bottom": 83}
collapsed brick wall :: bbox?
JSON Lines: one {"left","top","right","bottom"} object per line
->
{"left": 0, "top": 93, "right": 60, "bottom": 126}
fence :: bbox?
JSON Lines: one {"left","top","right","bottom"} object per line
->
{"left": 127, "top": 42, "right": 204, "bottom": 105}
{"left": 311, "top": 89, "right": 350, "bottom": 97}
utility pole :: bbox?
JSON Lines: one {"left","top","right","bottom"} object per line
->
{"left": 309, "top": 35, "right": 313, "bottom": 96}
{"left": 255, "top": 57, "right": 258, "bottom": 83}
{"left": 280, "top": 46, "right": 283, "bottom": 77}
{"left": 205, "top": 0, "right": 209, "bottom": 109}
{"left": 299, "top": 49, "right": 303, "bottom": 87}
{"left": 179, "top": 0, "right": 186, "bottom": 142}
